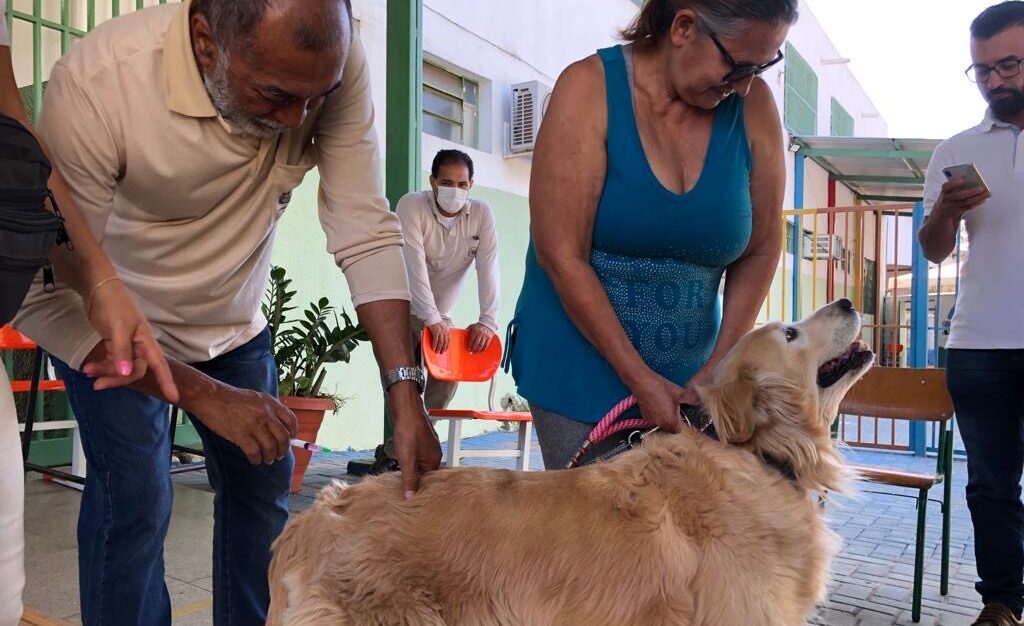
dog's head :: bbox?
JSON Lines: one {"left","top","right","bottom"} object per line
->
{"left": 698, "top": 299, "right": 873, "bottom": 492}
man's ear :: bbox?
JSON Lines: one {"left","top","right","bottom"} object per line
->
{"left": 190, "top": 12, "right": 219, "bottom": 76}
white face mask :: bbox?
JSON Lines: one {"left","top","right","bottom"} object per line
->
{"left": 435, "top": 186, "right": 469, "bottom": 214}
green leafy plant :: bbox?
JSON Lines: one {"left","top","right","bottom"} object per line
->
{"left": 262, "top": 266, "right": 369, "bottom": 406}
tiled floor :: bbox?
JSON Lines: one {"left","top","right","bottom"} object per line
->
{"left": 22, "top": 432, "right": 984, "bottom": 625}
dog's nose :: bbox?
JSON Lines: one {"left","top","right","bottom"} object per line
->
{"left": 836, "top": 298, "right": 854, "bottom": 311}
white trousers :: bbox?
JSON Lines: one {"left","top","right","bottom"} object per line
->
{"left": 0, "top": 369, "right": 24, "bottom": 626}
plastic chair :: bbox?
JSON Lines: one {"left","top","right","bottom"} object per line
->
{"left": 0, "top": 325, "right": 84, "bottom": 486}
{"left": 421, "top": 327, "right": 533, "bottom": 470}
{"left": 1, "top": 326, "right": 203, "bottom": 481}
{"left": 838, "top": 366, "right": 954, "bottom": 623}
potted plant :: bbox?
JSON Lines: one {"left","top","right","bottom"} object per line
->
{"left": 263, "top": 266, "right": 369, "bottom": 492}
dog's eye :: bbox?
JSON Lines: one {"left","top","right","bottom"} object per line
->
{"left": 784, "top": 327, "right": 799, "bottom": 342}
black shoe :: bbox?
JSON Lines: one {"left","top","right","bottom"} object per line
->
{"left": 973, "top": 603, "right": 1024, "bottom": 626}
{"left": 368, "top": 444, "right": 400, "bottom": 475}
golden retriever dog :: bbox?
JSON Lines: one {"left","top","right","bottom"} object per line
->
{"left": 267, "top": 299, "right": 873, "bottom": 626}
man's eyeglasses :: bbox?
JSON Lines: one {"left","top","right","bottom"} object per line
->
{"left": 965, "top": 56, "right": 1024, "bottom": 84}
{"left": 706, "top": 30, "right": 784, "bottom": 84}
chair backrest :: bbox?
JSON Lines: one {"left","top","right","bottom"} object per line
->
{"left": 0, "top": 325, "right": 35, "bottom": 351}
{"left": 839, "top": 366, "right": 953, "bottom": 422}
{"left": 421, "top": 328, "right": 502, "bottom": 383}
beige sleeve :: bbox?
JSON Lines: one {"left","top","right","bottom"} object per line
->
{"left": 474, "top": 202, "right": 500, "bottom": 331}
{"left": 315, "top": 34, "right": 409, "bottom": 307}
{"left": 12, "top": 63, "right": 121, "bottom": 368}
{"left": 396, "top": 194, "right": 443, "bottom": 326}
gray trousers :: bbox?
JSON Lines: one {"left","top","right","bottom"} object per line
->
{"left": 410, "top": 316, "right": 459, "bottom": 410}
{"left": 530, "top": 403, "right": 634, "bottom": 470}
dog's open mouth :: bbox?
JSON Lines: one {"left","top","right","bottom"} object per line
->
{"left": 818, "top": 341, "right": 874, "bottom": 388}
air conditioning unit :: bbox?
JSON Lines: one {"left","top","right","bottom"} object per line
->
{"left": 802, "top": 234, "right": 844, "bottom": 261}
{"left": 508, "top": 80, "right": 552, "bottom": 155}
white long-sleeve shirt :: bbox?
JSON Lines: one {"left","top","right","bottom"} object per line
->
{"left": 0, "top": 0, "right": 8, "bottom": 47}
{"left": 396, "top": 190, "right": 499, "bottom": 330}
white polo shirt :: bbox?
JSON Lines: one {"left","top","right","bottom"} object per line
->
{"left": 923, "top": 108, "right": 1024, "bottom": 349}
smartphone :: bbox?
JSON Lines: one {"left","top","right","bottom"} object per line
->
{"left": 942, "top": 163, "right": 990, "bottom": 193}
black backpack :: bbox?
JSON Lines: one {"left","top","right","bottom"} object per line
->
{"left": 0, "top": 113, "right": 68, "bottom": 326}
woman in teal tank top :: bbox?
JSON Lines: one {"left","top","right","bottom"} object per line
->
{"left": 506, "top": 0, "right": 796, "bottom": 469}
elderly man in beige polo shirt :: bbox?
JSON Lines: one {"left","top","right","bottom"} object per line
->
{"left": 12, "top": 1, "right": 442, "bottom": 625}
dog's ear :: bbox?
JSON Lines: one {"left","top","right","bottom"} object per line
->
{"left": 700, "top": 365, "right": 758, "bottom": 444}
{"left": 748, "top": 373, "right": 849, "bottom": 491}
{"left": 751, "top": 373, "right": 813, "bottom": 431}
{"left": 702, "top": 368, "right": 813, "bottom": 446}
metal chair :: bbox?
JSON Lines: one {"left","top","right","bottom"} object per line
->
{"left": 1, "top": 325, "right": 84, "bottom": 486}
{"left": 838, "top": 366, "right": 954, "bottom": 623}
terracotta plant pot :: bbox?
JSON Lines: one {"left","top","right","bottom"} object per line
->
{"left": 280, "top": 396, "right": 335, "bottom": 494}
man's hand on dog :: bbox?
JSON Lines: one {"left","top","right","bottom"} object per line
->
{"left": 388, "top": 380, "right": 443, "bottom": 499}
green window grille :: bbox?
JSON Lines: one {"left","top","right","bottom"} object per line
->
{"left": 422, "top": 59, "right": 479, "bottom": 149}
{"left": 5, "top": 0, "right": 174, "bottom": 121}
{"left": 783, "top": 42, "right": 818, "bottom": 136}
{"left": 830, "top": 97, "right": 854, "bottom": 137}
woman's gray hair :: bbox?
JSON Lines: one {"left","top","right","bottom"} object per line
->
{"left": 622, "top": 0, "right": 798, "bottom": 44}
{"left": 190, "top": 0, "right": 353, "bottom": 53}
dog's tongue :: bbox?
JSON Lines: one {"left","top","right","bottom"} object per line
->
{"left": 819, "top": 341, "right": 867, "bottom": 375}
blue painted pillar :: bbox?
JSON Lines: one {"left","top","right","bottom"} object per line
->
{"left": 791, "top": 153, "right": 805, "bottom": 322}
{"left": 909, "top": 201, "right": 928, "bottom": 455}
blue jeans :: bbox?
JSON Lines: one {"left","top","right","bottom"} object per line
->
{"left": 53, "top": 327, "right": 293, "bottom": 626}
{"left": 947, "top": 348, "right": 1024, "bottom": 615}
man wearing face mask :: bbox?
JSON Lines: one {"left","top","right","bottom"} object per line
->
{"left": 396, "top": 149, "right": 500, "bottom": 407}
{"left": 918, "top": 3, "right": 1024, "bottom": 625}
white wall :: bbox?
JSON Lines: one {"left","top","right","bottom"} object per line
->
{"left": 772, "top": 0, "right": 889, "bottom": 140}
{"left": 352, "top": 0, "right": 640, "bottom": 199}
{"left": 11, "top": 0, "right": 892, "bottom": 205}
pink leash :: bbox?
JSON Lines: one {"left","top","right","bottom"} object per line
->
{"left": 564, "top": 395, "right": 656, "bottom": 469}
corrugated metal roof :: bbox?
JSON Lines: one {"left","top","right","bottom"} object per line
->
{"left": 791, "top": 136, "right": 943, "bottom": 203}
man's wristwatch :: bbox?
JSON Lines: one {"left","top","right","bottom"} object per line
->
{"left": 381, "top": 366, "right": 425, "bottom": 394}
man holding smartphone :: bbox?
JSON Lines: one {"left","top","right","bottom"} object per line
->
{"left": 918, "top": 3, "right": 1024, "bottom": 625}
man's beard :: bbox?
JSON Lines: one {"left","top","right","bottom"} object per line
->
{"left": 987, "top": 86, "right": 1024, "bottom": 121}
{"left": 203, "top": 53, "right": 288, "bottom": 139}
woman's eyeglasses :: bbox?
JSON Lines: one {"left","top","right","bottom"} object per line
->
{"left": 706, "top": 30, "right": 784, "bottom": 84}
